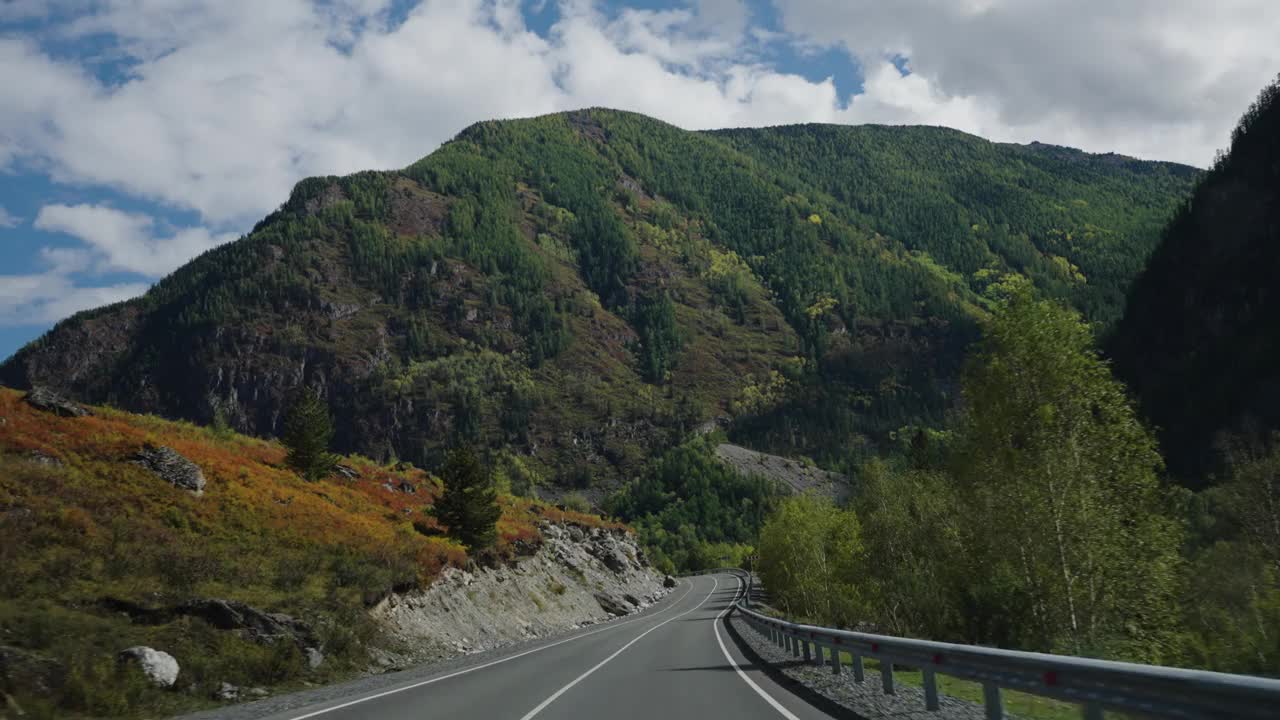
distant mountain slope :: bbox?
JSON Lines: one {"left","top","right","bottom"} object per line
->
{"left": 1111, "top": 78, "right": 1280, "bottom": 486}
{"left": 712, "top": 125, "right": 1200, "bottom": 324}
{"left": 0, "top": 109, "right": 1198, "bottom": 482}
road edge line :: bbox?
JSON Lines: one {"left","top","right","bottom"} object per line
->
{"left": 713, "top": 575, "right": 802, "bottom": 720}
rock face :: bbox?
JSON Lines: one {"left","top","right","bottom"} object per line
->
{"left": 132, "top": 445, "right": 207, "bottom": 495}
{"left": 23, "top": 387, "right": 90, "bottom": 417}
{"left": 117, "top": 646, "right": 179, "bottom": 687}
{"left": 372, "top": 523, "right": 667, "bottom": 664}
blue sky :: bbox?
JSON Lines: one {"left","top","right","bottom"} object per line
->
{"left": 2, "top": 0, "right": 1278, "bottom": 362}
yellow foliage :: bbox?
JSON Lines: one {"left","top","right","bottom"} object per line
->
{"left": 732, "top": 370, "right": 789, "bottom": 416}
{"left": 805, "top": 294, "right": 838, "bottom": 319}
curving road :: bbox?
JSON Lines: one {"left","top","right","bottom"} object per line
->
{"left": 250, "top": 573, "right": 831, "bottom": 720}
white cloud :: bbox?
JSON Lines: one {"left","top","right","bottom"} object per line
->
{"left": 0, "top": 272, "right": 148, "bottom": 325}
{"left": 773, "top": 0, "right": 1280, "bottom": 166}
{"left": 0, "top": 0, "right": 1277, "bottom": 331}
{"left": 0, "top": 205, "right": 19, "bottom": 228}
{"left": 34, "top": 203, "right": 237, "bottom": 277}
{"left": 0, "top": 0, "right": 846, "bottom": 229}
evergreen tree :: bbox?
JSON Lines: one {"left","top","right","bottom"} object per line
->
{"left": 631, "top": 290, "right": 681, "bottom": 383}
{"left": 435, "top": 447, "right": 502, "bottom": 549}
{"left": 282, "top": 388, "right": 337, "bottom": 482}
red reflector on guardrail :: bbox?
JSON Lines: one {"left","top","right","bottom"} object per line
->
{"left": 933, "top": 654, "right": 943, "bottom": 665}
{"left": 1044, "top": 671, "right": 1058, "bottom": 686}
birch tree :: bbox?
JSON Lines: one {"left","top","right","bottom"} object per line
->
{"left": 954, "top": 277, "right": 1182, "bottom": 661}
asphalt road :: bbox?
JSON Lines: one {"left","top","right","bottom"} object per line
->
{"left": 252, "top": 573, "right": 832, "bottom": 720}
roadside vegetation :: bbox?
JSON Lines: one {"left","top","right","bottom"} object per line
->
{"left": 0, "top": 388, "right": 617, "bottom": 718}
{"left": 755, "top": 277, "right": 1276, "bottom": 675}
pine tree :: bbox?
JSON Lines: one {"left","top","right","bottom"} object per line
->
{"left": 435, "top": 447, "right": 502, "bottom": 549}
{"left": 282, "top": 388, "right": 337, "bottom": 482}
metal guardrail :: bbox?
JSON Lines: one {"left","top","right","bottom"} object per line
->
{"left": 696, "top": 570, "right": 1280, "bottom": 720}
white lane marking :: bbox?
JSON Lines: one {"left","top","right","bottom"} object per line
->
{"left": 284, "top": 579, "right": 698, "bottom": 720}
{"left": 518, "top": 576, "right": 722, "bottom": 720}
{"left": 713, "top": 575, "right": 802, "bottom": 720}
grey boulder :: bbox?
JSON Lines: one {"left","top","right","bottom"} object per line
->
{"left": 593, "top": 592, "right": 634, "bottom": 617}
{"left": 118, "top": 646, "right": 179, "bottom": 687}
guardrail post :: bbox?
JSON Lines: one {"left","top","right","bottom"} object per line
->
{"left": 983, "top": 682, "right": 1003, "bottom": 720}
{"left": 1082, "top": 702, "right": 1103, "bottom": 720}
{"left": 792, "top": 634, "right": 801, "bottom": 658}
{"left": 802, "top": 640, "right": 812, "bottom": 662}
{"left": 924, "top": 669, "right": 940, "bottom": 711}
{"left": 813, "top": 643, "right": 824, "bottom": 667}
{"left": 830, "top": 647, "right": 841, "bottom": 675}
{"left": 852, "top": 654, "right": 864, "bottom": 682}
{"left": 882, "top": 660, "right": 895, "bottom": 695}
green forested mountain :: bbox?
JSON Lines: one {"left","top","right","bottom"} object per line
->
{"left": 1112, "top": 78, "right": 1280, "bottom": 487}
{"left": 0, "top": 109, "right": 1197, "bottom": 487}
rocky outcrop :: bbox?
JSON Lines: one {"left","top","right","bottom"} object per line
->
{"left": 99, "top": 596, "right": 315, "bottom": 648}
{"left": 132, "top": 445, "right": 207, "bottom": 495}
{"left": 117, "top": 646, "right": 179, "bottom": 687}
{"left": 23, "top": 387, "right": 90, "bottom": 417}
{"left": 177, "top": 599, "right": 315, "bottom": 645}
{"left": 372, "top": 523, "right": 667, "bottom": 665}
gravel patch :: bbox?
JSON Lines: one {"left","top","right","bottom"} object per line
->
{"left": 714, "top": 444, "right": 850, "bottom": 501}
{"left": 728, "top": 613, "right": 1005, "bottom": 720}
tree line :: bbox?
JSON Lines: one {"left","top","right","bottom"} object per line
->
{"left": 757, "top": 277, "right": 1276, "bottom": 673}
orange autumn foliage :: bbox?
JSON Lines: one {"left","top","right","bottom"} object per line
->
{"left": 0, "top": 387, "right": 628, "bottom": 599}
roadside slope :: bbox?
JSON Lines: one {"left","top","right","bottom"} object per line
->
{"left": 0, "top": 387, "right": 656, "bottom": 718}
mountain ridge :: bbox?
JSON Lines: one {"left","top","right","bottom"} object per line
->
{"left": 0, "top": 108, "right": 1200, "bottom": 485}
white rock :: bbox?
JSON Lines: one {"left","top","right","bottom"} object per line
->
{"left": 118, "top": 646, "right": 179, "bottom": 687}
